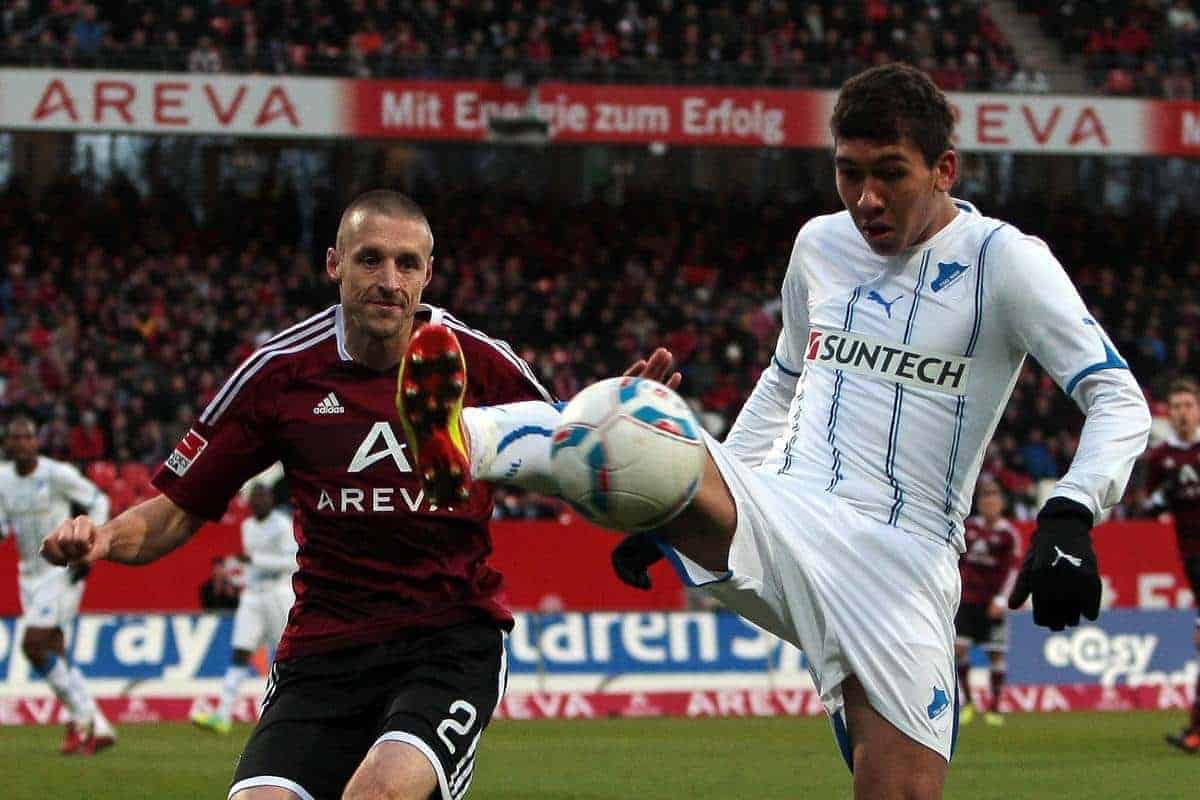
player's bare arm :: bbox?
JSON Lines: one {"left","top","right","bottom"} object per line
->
{"left": 40, "top": 493, "right": 203, "bottom": 567}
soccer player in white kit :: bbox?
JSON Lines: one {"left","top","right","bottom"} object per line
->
{"left": 396, "top": 64, "right": 1152, "bottom": 799}
{"left": 0, "top": 415, "right": 115, "bottom": 754}
{"left": 192, "top": 482, "right": 297, "bottom": 735}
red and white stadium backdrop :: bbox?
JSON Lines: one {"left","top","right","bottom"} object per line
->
{"left": 0, "top": 516, "right": 1193, "bottom": 614}
{"left": 2, "top": 69, "right": 1199, "bottom": 155}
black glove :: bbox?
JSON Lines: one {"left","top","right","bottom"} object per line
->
{"left": 1007, "top": 497, "right": 1101, "bottom": 631}
{"left": 612, "top": 533, "right": 664, "bottom": 590}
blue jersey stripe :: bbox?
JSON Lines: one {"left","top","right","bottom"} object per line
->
{"left": 964, "top": 224, "right": 1006, "bottom": 357}
{"left": 884, "top": 383, "right": 904, "bottom": 524}
{"left": 1064, "top": 320, "right": 1130, "bottom": 395}
{"left": 818, "top": 287, "right": 863, "bottom": 489}
{"left": 886, "top": 250, "right": 932, "bottom": 525}
{"left": 943, "top": 224, "right": 1005, "bottom": 538}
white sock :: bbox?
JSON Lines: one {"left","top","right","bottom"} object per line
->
{"left": 40, "top": 656, "right": 78, "bottom": 718}
{"left": 92, "top": 705, "right": 114, "bottom": 737}
{"left": 65, "top": 664, "right": 97, "bottom": 723}
{"left": 463, "top": 402, "right": 562, "bottom": 494}
{"left": 217, "top": 664, "right": 250, "bottom": 721}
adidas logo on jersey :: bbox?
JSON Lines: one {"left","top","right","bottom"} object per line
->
{"left": 805, "top": 327, "right": 971, "bottom": 396}
{"left": 313, "top": 393, "right": 345, "bottom": 415}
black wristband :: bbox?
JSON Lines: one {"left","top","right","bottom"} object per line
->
{"left": 1037, "top": 497, "right": 1093, "bottom": 528}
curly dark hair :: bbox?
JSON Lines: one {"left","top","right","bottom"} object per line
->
{"left": 830, "top": 63, "right": 956, "bottom": 166}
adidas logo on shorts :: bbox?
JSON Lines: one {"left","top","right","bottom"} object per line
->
{"left": 313, "top": 392, "right": 345, "bottom": 415}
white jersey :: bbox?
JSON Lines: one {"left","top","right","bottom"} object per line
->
{"left": 726, "top": 200, "right": 1150, "bottom": 551}
{"left": 240, "top": 509, "right": 297, "bottom": 591}
{"left": 0, "top": 457, "right": 110, "bottom": 580}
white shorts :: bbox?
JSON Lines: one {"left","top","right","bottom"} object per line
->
{"left": 231, "top": 581, "right": 293, "bottom": 653}
{"left": 19, "top": 568, "right": 85, "bottom": 629}
{"left": 661, "top": 436, "right": 962, "bottom": 763}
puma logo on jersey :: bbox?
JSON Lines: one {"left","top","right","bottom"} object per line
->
{"left": 1051, "top": 546, "right": 1083, "bottom": 568}
{"left": 805, "top": 327, "right": 971, "bottom": 396}
{"left": 866, "top": 291, "right": 903, "bottom": 318}
{"left": 931, "top": 261, "right": 969, "bottom": 292}
{"left": 313, "top": 392, "right": 345, "bottom": 415}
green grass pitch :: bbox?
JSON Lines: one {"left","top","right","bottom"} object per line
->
{"left": 1, "top": 712, "right": 1194, "bottom": 799}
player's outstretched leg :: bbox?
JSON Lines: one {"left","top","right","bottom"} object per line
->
{"left": 396, "top": 324, "right": 472, "bottom": 506}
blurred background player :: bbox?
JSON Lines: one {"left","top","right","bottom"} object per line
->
{"left": 41, "top": 189, "right": 553, "bottom": 800}
{"left": 0, "top": 414, "right": 115, "bottom": 754}
{"left": 192, "top": 481, "right": 297, "bottom": 735}
{"left": 955, "top": 479, "right": 1021, "bottom": 726}
{"left": 1141, "top": 378, "right": 1200, "bottom": 753}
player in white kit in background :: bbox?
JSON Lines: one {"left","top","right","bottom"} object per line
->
{"left": 397, "top": 64, "right": 1152, "bottom": 799}
{"left": 0, "top": 415, "right": 115, "bottom": 754}
{"left": 192, "top": 482, "right": 296, "bottom": 735}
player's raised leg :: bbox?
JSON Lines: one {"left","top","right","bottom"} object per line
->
{"left": 398, "top": 326, "right": 949, "bottom": 799}
{"left": 399, "top": 324, "right": 740, "bottom": 571}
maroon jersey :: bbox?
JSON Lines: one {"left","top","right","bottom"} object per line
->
{"left": 1144, "top": 436, "right": 1200, "bottom": 558}
{"left": 958, "top": 515, "right": 1021, "bottom": 606}
{"left": 152, "top": 304, "right": 551, "bottom": 660}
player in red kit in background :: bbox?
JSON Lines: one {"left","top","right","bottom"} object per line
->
{"left": 955, "top": 479, "right": 1021, "bottom": 727}
{"left": 40, "top": 191, "right": 553, "bottom": 800}
{"left": 1143, "top": 378, "right": 1200, "bottom": 754}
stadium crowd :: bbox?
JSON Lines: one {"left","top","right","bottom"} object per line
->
{"left": 0, "top": 173, "right": 1196, "bottom": 518}
{"left": 0, "top": 0, "right": 1022, "bottom": 90}
{"left": 1023, "top": 0, "right": 1200, "bottom": 98}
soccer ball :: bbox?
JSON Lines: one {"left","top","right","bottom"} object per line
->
{"left": 550, "top": 377, "right": 705, "bottom": 531}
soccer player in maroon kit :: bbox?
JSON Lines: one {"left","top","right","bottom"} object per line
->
{"left": 954, "top": 479, "right": 1021, "bottom": 726}
{"left": 40, "top": 191, "right": 552, "bottom": 800}
{"left": 1143, "top": 378, "right": 1200, "bottom": 754}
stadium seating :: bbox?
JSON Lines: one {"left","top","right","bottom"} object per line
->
{"left": 1020, "top": 0, "right": 1200, "bottom": 97}
{"left": 0, "top": 0, "right": 1017, "bottom": 89}
{"left": 0, "top": 173, "right": 1196, "bottom": 518}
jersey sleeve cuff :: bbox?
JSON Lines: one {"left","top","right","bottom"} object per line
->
{"left": 650, "top": 535, "right": 733, "bottom": 587}
{"left": 1046, "top": 488, "right": 1100, "bottom": 525}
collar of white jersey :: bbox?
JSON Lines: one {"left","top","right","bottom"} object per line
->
{"left": 334, "top": 303, "right": 447, "bottom": 362}
{"left": 890, "top": 197, "right": 977, "bottom": 260}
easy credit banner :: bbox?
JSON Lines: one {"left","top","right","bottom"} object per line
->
{"left": 2, "top": 69, "right": 1199, "bottom": 155}
{"left": 1009, "top": 608, "right": 1198, "bottom": 688}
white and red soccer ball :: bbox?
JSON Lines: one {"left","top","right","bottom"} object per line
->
{"left": 550, "top": 377, "right": 704, "bottom": 531}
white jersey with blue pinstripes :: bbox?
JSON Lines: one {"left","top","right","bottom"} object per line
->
{"left": 726, "top": 200, "right": 1150, "bottom": 552}
{"left": 0, "top": 457, "right": 110, "bottom": 580}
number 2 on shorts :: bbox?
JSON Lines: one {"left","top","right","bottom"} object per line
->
{"left": 436, "top": 700, "right": 478, "bottom": 755}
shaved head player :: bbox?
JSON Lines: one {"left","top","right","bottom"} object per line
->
{"left": 42, "top": 190, "right": 552, "bottom": 800}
